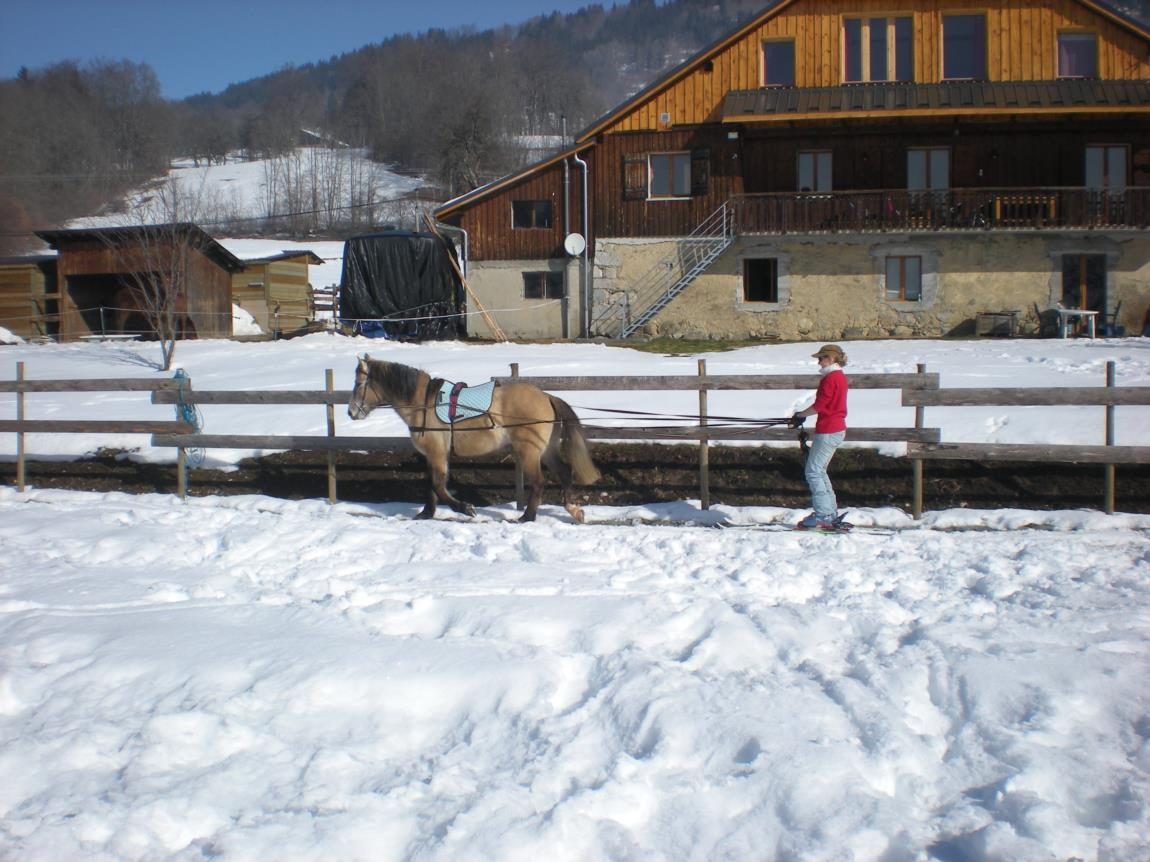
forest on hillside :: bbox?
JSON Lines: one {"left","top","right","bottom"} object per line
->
{"left": 0, "top": 0, "right": 764, "bottom": 252}
{"left": 1, "top": 0, "right": 1147, "bottom": 253}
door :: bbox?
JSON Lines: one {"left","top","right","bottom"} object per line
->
{"left": 1061, "top": 253, "right": 1106, "bottom": 312}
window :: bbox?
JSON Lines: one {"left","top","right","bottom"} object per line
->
{"left": 1058, "top": 32, "right": 1097, "bottom": 78}
{"left": 512, "top": 200, "right": 553, "bottom": 229}
{"left": 942, "top": 14, "right": 986, "bottom": 80}
{"left": 762, "top": 40, "right": 795, "bottom": 86}
{"left": 907, "top": 148, "right": 949, "bottom": 190}
{"left": 798, "top": 151, "right": 833, "bottom": 193}
{"left": 649, "top": 152, "right": 692, "bottom": 198}
{"left": 844, "top": 17, "right": 913, "bottom": 82}
{"left": 886, "top": 256, "right": 922, "bottom": 301}
{"left": 523, "top": 271, "right": 564, "bottom": 300}
{"left": 1085, "top": 145, "right": 1127, "bottom": 192}
{"left": 743, "top": 258, "right": 779, "bottom": 303}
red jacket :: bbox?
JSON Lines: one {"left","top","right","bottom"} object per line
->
{"left": 811, "top": 368, "right": 848, "bottom": 433}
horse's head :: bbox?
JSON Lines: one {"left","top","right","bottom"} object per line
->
{"left": 348, "top": 354, "right": 376, "bottom": 420}
{"left": 348, "top": 355, "right": 424, "bottom": 420}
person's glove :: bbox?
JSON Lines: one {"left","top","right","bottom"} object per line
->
{"left": 789, "top": 413, "right": 806, "bottom": 428}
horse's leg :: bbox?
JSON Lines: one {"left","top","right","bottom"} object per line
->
{"left": 424, "top": 454, "right": 476, "bottom": 518}
{"left": 415, "top": 456, "right": 438, "bottom": 520}
{"left": 518, "top": 456, "right": 545, "bottom": 522}
{"left": 543, "top": 448, "right": 584, "bottom": 524}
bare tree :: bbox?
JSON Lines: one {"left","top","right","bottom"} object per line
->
{"left": 101, "top": 178, "right": 217, "bottom": 369}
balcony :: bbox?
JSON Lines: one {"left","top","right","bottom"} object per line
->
{"left": 728, "top": 187, "right": 1148, "bottom": 235}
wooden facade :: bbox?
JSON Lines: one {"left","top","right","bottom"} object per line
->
{"left": 35, "top": 225, "right": 242, "bottom": 341}
{"left": 232, "top": 250, "right": 324, "bottom": 336}
{"left": 0, "top": 255, "right": 57, "bottom": 339}
{"left": 589, "top": 0, "right": 1150, "bottom": 135}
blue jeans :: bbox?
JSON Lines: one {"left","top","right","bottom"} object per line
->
{"left": 805, "top": 431, "right": 844, "bottom": 517}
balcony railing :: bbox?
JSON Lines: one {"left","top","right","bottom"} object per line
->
{"left": 728, "top": 187, "right": 1148, "bottom": 235}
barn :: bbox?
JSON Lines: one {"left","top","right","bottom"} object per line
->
{"left": 0, "top": 254, "right": 58, "bottom": 340}
{"left": 232, "top": 250, "right": 325, "bottom": 337}
{"left": 35, "top": 224, "right": 243, "bottom": 340}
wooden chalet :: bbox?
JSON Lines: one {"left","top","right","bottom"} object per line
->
{"left": 34, "top": 224, "right": 243, "bottom": 341}
{"left": 436, "top": 0, "right": 1150, "bottom": 341}
{"left": 232, "top": 250, "right": 325, "bottom": 337}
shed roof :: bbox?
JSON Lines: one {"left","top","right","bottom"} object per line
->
{"left": 35, "top": 223, "right": 245, "bottom": 272}
{"left": 240, "top": 250, "right": 325, "bottom": 266}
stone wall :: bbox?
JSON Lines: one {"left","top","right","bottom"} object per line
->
{"left": 461, "top": 258, "right": 584, "bottom": 339}
{"left": 592, "top": 232, "right": 1150, "bottom": 341}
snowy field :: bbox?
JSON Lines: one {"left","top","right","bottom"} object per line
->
{"left": 1, "top": 334, "right": 1150, "bottom": 860}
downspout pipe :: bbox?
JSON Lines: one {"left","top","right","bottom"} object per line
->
{"left": 562, "top": 116, "right": 570, "bottom": 236}
{"left": 571, "top": 150, "right": 589, "bottom": 338}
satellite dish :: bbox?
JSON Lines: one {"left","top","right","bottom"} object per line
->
{"left": 564, "top": 233, "right": 586, "bottom": 256}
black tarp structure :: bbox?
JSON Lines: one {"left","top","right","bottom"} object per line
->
{"left": 339, "top": 230, "right": 465, "bottom": 340}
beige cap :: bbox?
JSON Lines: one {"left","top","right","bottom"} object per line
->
{"left": 812, "top": 344, "right": 845, "bottom": 361}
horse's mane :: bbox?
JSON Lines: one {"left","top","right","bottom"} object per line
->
{"left": 368, "top": 360, "right": 426, "bottom": 405}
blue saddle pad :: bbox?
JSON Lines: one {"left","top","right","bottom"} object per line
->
{"left": 434, "top": 380, "right": 496, "bottom": 424}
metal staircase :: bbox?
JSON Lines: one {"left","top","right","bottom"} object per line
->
{"left": 592, "top": 202, "right": 735, "bottom": 339}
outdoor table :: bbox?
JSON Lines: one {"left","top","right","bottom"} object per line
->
{"left": 1056, "top": 308, "right": 1097, "bottom": 339}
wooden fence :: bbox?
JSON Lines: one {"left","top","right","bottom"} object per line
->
{"left": 3, "top": 360, "right": 1148, "bottom": 516}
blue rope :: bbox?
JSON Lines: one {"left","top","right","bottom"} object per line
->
{"left": 173, "top": 369, "right": 205, "bottom": 468}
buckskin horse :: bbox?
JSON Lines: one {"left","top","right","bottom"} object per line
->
{"left": 347, "top": 355, "right": 600, "bottom": 522}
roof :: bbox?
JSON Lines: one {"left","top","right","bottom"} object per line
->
{"left": 0, "top": 253, "right": 56, "bottom": 266}
{"left": 35, "top": 223, "right": 245, "bottom": 272}
{"left": 240, "top": 250, "right": 325, "bottom": 266}
{"left": 723, "top": 79, "right": 1150, "bottom": 123}
{"left": 576, "top": 0, "right": 1150, "bottom": 142}
{"left": 434, "top": 141, "right": 595, "bottom": 220}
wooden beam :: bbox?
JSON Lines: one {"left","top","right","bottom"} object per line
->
{"left": 903, "top": 387, "right": 1150, "bottom": 407}
{"left": 153, "top": 390, "right": 352, "bottom": 405}
{"left": 152, "top": 434, "right": 414, "bottom": 451}
{"left": 0, "top": 379, "right": 182, "bottom": 393}
{"left": 498, "top": 373, "right": 939, "bottom": 391}
{"left": 1, "top": 420, "right": 194, "bottom": 434}
{"left": 907, "top": 442, "right": 1150, "bottom": 464}
{"left": 583, "top": 426, "right": 940, "bottom": 443}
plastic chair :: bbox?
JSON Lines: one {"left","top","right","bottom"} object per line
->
{"left": 1103, "top": 300, "right": 1124, "bottom": 337}
{"left": 1033, "top": 303, "right": 1059, "bottom": 338}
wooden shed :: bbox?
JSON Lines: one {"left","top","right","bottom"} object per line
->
{"left": 35, "top": 224, "right": 243, "bottom": 341}
{"left": 231, "top": 250, "right": 324, "bottom": 336}
{"left": 0, "top": 254, "right": 58, "bottom": 340}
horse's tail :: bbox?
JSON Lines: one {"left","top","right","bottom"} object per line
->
{"left": 549, "top": 396, "right": 600, "bottom": 485}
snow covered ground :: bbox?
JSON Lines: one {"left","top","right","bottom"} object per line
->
{"left": 1, "top": 334, "right": 1150, "bottom": 860}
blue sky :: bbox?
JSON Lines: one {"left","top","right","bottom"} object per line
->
{"left": 0, "top": 0, "right": 605, "bottom": 99}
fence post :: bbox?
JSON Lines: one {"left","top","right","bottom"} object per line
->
{"left": 326, "top": 368, "right": 338, "bottom": 504}
{"left": 698, "top": 359, "right": 710, "bottom": 510}
{"left": 511, "top": 363, "right": 525, "bottom": 510}
{"left": 16, "top": 361, "right": 26, "bottom": 492}
{"left": 1105, "top": 360, "right": 1115, "bottom": 514}
{"left": 912, "top": 363, "right": 926, "bottom": 519}
{"left": 177, "top": 447, "right": 188, "bottom": 500}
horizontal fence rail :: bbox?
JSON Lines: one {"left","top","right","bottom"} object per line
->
{"left": 4, "top": 360, "right": 1147, "bottom": 515}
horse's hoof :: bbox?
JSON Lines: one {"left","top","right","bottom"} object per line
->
{"left": 566, "top": 505, "right": 585, "bottom": 524}
{"left": 518, "top": 511, "right": 537, "bottom": 523}
{"left": 415, "top": 509, "right": 435, "bottom": 520}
